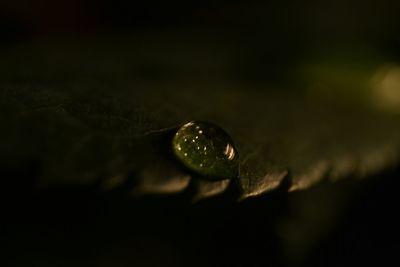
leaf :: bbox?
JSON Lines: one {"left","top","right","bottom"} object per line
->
{"left": 1, "top": 38, "right": 400, "bottom": 200}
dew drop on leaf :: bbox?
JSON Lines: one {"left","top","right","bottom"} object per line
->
{"left": 172, "top": 121, "right": 239, "bottom": 180}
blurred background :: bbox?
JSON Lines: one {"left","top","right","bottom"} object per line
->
{"left": 2, "top": 0, "right": 400, "bottom": 111}
{"left": 1, "top": 1, "right": 400, "bottom": 266}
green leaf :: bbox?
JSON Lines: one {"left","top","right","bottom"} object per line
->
{"left": 1, "top": 38, "right": 400, "bottom": 201}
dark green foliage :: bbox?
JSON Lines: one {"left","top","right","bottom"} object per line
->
{"left": 1, "top": 37, "right": 400, "bottom": 200}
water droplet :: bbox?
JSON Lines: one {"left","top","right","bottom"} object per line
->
{"left": 172, "top": 121, "right": 239, "bottom": 180}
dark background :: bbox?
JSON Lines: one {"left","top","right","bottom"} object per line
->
{"left": 1, "top": 1, "right": 400, "bottom": 266}
{"left": 3, "top": 168, "right": 400, "bottom": 266}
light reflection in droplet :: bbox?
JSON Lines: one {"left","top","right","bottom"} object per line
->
{"left": 224, "top": 143, "right": 235, "bottom": 160}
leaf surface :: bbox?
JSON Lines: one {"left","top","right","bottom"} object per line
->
{"left": 1, "top": 38, "right": 400, "bottom": 200}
